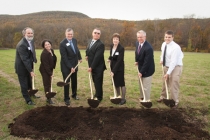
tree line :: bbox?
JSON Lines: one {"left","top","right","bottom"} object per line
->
{"left": 0, "top": 11, "right": 210, "bottom": 52}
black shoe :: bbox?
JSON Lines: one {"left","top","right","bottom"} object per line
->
{"left": 65, "top": 100, "right": 70, "bottom": 106}
{"left": 157, "top": 98, "right": 163, "bottom": 103}
{"left": 47, "top": 99, "right": 54, "bottom": 104}
{"left": 119, "top": 99, "right": 126, "bottom": 105}
{"left": 31, "top": 95, "right": 40, "bottom": 98}
{"left": 72, "top": 96, "right": 79, "bottom": 100}
{"left": 27, "top": 101, "right": 35, "bottom": 105}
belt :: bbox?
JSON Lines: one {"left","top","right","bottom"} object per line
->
{"left": 164, "top": 65, "right": 182, "bottom": 68}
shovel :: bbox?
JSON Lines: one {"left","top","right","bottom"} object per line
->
{"left": 137, "top": 67, "right": 152, "bottom": 108}
{"left": 87, "top": 72, "right": 100, "bottom": 108}
{"left": 108, "top": 62, "right": 121, "bottom": 104}
{"left": 28, "top": 63, "right": 38, "bottom": 96}
{"left": 162, "top": 65, "right": 175, "bottom": 107}
{"left": 57, "top": 62, "right": 80, "bottom": 87}
{"left": 46, "top": 71, "right": 56, "bottom": 98}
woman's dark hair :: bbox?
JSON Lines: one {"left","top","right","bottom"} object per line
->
{"left": 112, "top": 33, "right": 120, "bottom": 41}
{"left": 41, "top": 39, "right": 52, "bottom": 48}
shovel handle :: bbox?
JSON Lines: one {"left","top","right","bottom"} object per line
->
{"left": 109, "top": 62, "right": 117, "bottom": 97}
{"left": 89, "top": 72, "right": 93, "bottom": 99}
{"left": 50, "top": 71, "right": 53, "bottom": 92}
{"left": 162, "top": 65, "right": 169, "bottom": 99}
{"left": 32, "top": 62, "right": 35, "bottom": 89}
{"left": 64, "top": 61, "right": 81, "bottom": 83}
{"left": 137, "top": 67, "right": 146, "bottom": 101}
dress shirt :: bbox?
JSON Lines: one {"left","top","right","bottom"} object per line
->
{"left": 160, "top": 41, "right": 184, "bottom": 75}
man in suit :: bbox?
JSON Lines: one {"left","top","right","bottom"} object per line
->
{"left": 86, "top": 28, "right": 106, "bottom": 101}
{"left": 59, "top": 28, "right": 82, "bottom": 106}
{"left": 15, "top": 27, "right": 38, "bottom": 105}
{"left": 135, "top": 30, "right": 155, "bottom": 102}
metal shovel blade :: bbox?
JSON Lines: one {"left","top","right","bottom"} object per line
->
{"left": 56, "top": 82, "right": 69, "bottom": 87}
{"left": 87, "top": 98, "right": 100, "bottom": 108}
{"left": 46, "top": 92, "right": 56, "bottom": 98}
{"left": 163, "top": 99, "right": 175, "bottom": 107}
{"left": 140, "top": 101, "right": 152, "bottom": 108}
{"left": 28, "top": 89, "right": 38, "bottom": 96}
{"left": 110, "top": 96, "right": 122, "bottom": 104}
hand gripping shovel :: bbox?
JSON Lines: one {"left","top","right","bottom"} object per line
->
{"left": 57, "top": 62, "right": 81, "bottom": 87}
{"left": 162, "top": 65, "right": 175, "bottom": 107}
{"left": 109, "top": 62, "right": 121, "bottom": 104}
{"left": 87, "top": 72, "right": 100, "bottom": 108}
{"left": 137, "top": 67, "right": 152, "bottom": 108}
{"left": 46, "top": 72, "right": 56, "bottom": 98}
{"left": 28, "top": 63, "right": 39, "bottom": 96}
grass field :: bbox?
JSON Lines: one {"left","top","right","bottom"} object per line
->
{"left": 0, "top": 49, "right": 210, "bottom": 139}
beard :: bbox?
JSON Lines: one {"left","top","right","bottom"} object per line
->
{"left": 26, "top": 36, "right": 34, "bottom": 41}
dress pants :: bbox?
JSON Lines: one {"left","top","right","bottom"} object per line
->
{"left": 17, "top": 73, "right": 32, "bottom": 103}
{"left": 160, "top": 66, "right": 183, "bottom": 104}
{"left": 62, "top": 71, "right": 77, "bottom": 101}
{"left": 92, "top": 70, "right": 104, "bottom": 101}
{"left": 40, "top": 72, "right": 51, "bottom": 94}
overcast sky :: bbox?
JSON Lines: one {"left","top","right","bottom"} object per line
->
{"left": 0, "top": 0, "right": 210, "bottom": 21}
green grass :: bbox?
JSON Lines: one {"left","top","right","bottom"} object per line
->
{"left": 0, "top": 49, "right": 210, "bottom": 139}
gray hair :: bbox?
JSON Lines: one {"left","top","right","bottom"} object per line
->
{"left": 137, "top": 30, "right": 146, "bottom": 36}
{"left": 22, "top": 27, "right": 34, "bottom": 36}
{"left": 65, "top": 28, "right": 74, "bottom": 33}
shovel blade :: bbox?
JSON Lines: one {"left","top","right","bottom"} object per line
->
{"left": 28, "top": 89, "right": 38, "bottom": 96}
{"left": 87, "top": 99, "right": 100, "bottom": 108}
{"left": 110, "top": 97, "right": 121, "bottom": 104}
{"left": 46, "top": 92, "right": 56, "bottom": 98}
{"left": 56, "top": 82, "right": 69, "bottom": 87}
{"left": 163, "top": 99, "right": 175, "bottom": 107}
{"left": 140, "top": 101, "right": 152, "bottom": 108}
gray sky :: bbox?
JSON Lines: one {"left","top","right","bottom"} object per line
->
{"left": 0, "top": 0, "right": 210, "bottom": 21}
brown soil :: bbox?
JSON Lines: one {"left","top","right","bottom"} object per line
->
{"left": 9, "top": 106, "right": 210, "bottom": 140}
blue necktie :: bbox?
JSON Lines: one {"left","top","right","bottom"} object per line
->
{"left": 70, "top": 40, "right": 76, "bottom": 53}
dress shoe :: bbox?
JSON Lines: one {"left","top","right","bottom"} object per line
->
{"left": 47, "top": 99, "right": 54, "bottom": 104}
{"left": 27, "top": 101, "right": 35, "bottom": 105}
{"left": 157, "top": 98, "right": 163, "bottom": 103}
{"left": 119, "top": 99, "right": 126, "bottom": 105}
{"left": 72, "top": 96, "right": 79, "bottom": 100}
{"left": 139, "top": 98, "right": 144, "bottom": 101}
{"left": 171, "top": 104, "right": 178, "bottom": 109}
{"left": 31, "top": 95, "right": 40, "bottom": 98}
{"left": 65, "top": 100, "right": 70, "bottom": 106}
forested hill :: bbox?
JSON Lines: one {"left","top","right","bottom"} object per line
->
{"left": 0, "top": 11, "right": 210, "bottom": 52}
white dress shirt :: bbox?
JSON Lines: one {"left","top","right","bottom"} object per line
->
{"left": 160, "top": 41, "right": 184, "bottom": 75}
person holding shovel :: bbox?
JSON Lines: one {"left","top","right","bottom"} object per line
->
{"left": 157, "top": 30, "right": 183, "bottom": 109}
{"left": 135, "top": 30, "right": 155, "bottom": 103}
{"left": 39, "top": 39, "right": 57, "bottom": 104}
{"left": 108, "top": 33, "right": 126, "bottom": 105}
{"left": 59, "top": 28, "right": 82, "bottom": 106}
{"left": 15, "top": 27, "right": 38, "bottom": 105}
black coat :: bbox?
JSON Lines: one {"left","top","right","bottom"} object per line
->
{"left": 135, "top": 40, "right": 155, "bottom": 77}
{"left": 59, "top": 38, "right": 82, "bottom": 74}
{"left": 86, "top": 39, "right": 106, "bottom": 72}
{"left": 39, "top": 49, "right": 57, "bottom": 76}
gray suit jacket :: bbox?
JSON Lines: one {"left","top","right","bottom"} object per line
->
{"left": 15, "top": 37, "right": 37, "bottom": 75}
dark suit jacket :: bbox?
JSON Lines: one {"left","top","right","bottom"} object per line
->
{"left": 15, "top": 37, "right": 37, "bottom": 75}
{"left": 135, "top": 40, "right": 155, "bottom": 77}
{"left": 86, "top": 39, "right": 106, "bottom": 72}
{"left": 108, "top": 44, "right": 124, "bottom": 74}
{"left": 59, "top": 38, "right": 82, "bottom": 73}
{"left": 39, "top": 49, "right": 57, "bottom": 76}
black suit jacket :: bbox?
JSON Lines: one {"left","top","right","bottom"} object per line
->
{"left": 86, "top": 39, "right": 106, "bottom": 72}
{"left": 15, "top": 38, "right": 37, "bottom": 75}
{"left": 39, "top": 49, "right": 57, "bottom": 76}
{"left": 108, "top": 44, "right": 124, "bottom": 74}
{"left": 135, "top": 40, "right": 155, "bottom": 77}
{"left": 59, "top": 38, "right": 82, "bottom": 73}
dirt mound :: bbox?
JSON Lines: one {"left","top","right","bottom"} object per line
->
{"left": 9, "top": 106, "right": 210, "bottom": 140}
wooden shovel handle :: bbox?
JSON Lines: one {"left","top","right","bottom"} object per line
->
{"left": 109, "top": 62, "right": 117, "bottom": 97}
{"left": 64, "top": 61, "right": 81, "bottom": 83}
{"left": 89, "top": 72, "right": 93, "bottom": 99}
{"left": 162, "top": 65, "right": 169, "bottom": 99}
{"left": 137, "top": 67, "right": 146, "bottom": 101}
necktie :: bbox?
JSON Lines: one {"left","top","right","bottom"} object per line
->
{"left": 163, "top": 45, "right": 167, "bottom": 66}
{"left": 70, "top": 40, "right": 76, "bottom": 53}
{"left": 138, "top": 44, "right": 141, "bottom": 54}
{"left": 89, "top": 40, "right": 94, "bottom": 49}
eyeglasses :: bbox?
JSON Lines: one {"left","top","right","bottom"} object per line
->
{"left": 94, "top": 32, "right": 100, "bottom": 35}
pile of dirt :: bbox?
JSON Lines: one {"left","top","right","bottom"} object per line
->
{"left": 9, "top": 106, "right": 210, "bottom": 140}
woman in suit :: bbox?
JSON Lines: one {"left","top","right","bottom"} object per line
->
{"left": 108, "top": 33, "right": 126, "bottom": 105}
{"left": 39, "top": 39, "right": 57, "bottom": 104}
